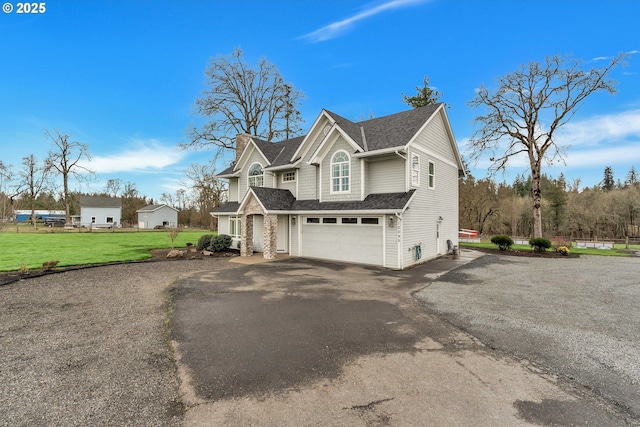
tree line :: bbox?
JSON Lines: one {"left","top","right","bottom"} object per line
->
{"left": 0, "top": 131, "right": 224, "bottom": 230}
{"left": 460, "top": 166, "right": 640, "bottom": 240}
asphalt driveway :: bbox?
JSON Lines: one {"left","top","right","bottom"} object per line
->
{"left": 415, "top": 254, "right": 640, "bottom": 423}
{"left": 170, "top": 254, "right": 635, "bottom": 426}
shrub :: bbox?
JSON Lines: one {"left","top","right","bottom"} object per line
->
{"left": 209, "top": 234, "right": 232, "bottom": 252}
{"left": 557, "top": 246, "right": 570, "bottom": 256}
{"left": 529, "top": 237, "right": 552, "bottom": 253}
{"left": 18, "top": 264, "right": 29, "bottom": 274}
{"left": 42, "top": 260, "right": 59, "bottom": 270}
{"left": 490, "top": 235, "right": 514, "bottom": 251}
{"left": 196, "top": 234, "right": 215, "bottom": 251}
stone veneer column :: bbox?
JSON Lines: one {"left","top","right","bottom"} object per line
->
{"left": 240, "top": 214, "right": 253, "bottom": 257}
{"left": 263, "top": 214, "right": 278, "bottom": 260}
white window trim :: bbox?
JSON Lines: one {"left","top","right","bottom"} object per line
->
{"left": 229, "top": 216, "right": 241, "bottom": 238}
{"left": 428, "top": 160, "right": 435, "bottom": 189}
{"left": 411, "top": 154, "right": 420, "bottom": 187}
{"left": 282, "top": 171, "right": 296, "bottom": 183}
{"left": 330, "top": 150, "right": 351, "bottom": 194}
{"left": 248, "top": 162, "right": 264, "bottom": 187}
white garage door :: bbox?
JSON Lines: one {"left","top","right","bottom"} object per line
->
{"left": 301, "top": 216, "right": 383, "bottom": 266}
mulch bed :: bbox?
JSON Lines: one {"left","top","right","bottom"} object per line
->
{"left": 466, "top": 246, "right": 578, "bottom": 258}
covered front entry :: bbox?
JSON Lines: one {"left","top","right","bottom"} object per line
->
{"left": 239, "top": 192, "right": 289, "bottom": 260}
{"left": 300, "top": 216, "right": 383, "bottom": 266}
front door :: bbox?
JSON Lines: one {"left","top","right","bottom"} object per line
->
{"left": 277, "top": 215, "right": 289, "bottom": 252}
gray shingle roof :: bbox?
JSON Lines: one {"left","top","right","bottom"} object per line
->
{"left": 291, "top": 190, "right": 415, "bottom": 211}
{"left": 215, "top": 104, "right": 442, "bottom": 178}
{"left": 80, "top": 196, "right": 122, "bottom": 208}
{"left": 213, "top": 202, "right": 240, "bottom": 213}
{"left": 356, "top": 103, "right": 441, "bottom": 151}
{"left": 136, "top": 204, "right": 178, "bottom": 213}
{"left": 213, "top": 189, "right": 415, "bottom": 214}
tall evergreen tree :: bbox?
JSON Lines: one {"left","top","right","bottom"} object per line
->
{"left": 402, "top": 75, "right": 443, "bottom": 108}
{"left": 625, "top": 165, "right": 638, "bottom": 187}
{"left": 602, "top": 166, "right": 615, "bottom": 191}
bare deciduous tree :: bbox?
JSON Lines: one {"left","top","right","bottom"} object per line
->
{"left": 182, "top": 162, "right": 226, "bottom": 229}
{"left": 468, "top": 53, "right": 627, "bottom": 238}
{"left": 105, "top": 178, "right": 123, "bottom": 197}
{"left": 45, "top": 130, "right": 93, "bottom": 223}
{"left": 182, "top": 48, "right": 304, "bottom": 159}
{"left": 16, "top": 155, "right": 52, "bottom": 228}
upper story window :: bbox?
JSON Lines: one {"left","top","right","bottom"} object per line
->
{"left": 248, "top": 163, "right": 264, "bottom": 187}
{"left": 331, "top": 151, "right": 350, "bottom": 193}
{"left": 428, "top": 160, "right": 435, "bottom": 189}
{"left": 282, "top": 171, "right": 296, "bottom": 182}
{"left": 411, "top": 154, "right": 420, "bottom": 186}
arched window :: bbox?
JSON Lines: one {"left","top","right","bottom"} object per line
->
{"left": 248, "top": 163, "right": 264, "bottom": 187}
{"left": 331, "top": 151, "right": 350, "bottom": 192}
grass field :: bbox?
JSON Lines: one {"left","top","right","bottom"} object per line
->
{"left": 0, "top": 229, "right": 216, "bottom": 272}
{"left": 460, "top": 241, "right": 640, "bottom": 257}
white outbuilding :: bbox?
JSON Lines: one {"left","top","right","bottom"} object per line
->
{"left": 136, "top": 204, "right": 179, "bottom": 229}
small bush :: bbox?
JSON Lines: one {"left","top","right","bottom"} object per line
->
{"left": 197, "top": 234, "right": 215, "bottom": 251}
{"left": 557, "top": 246, "right": 570, "bottom": 256}
{"left": 529, "top": 237, "right": 552, "bottom": 253}
{"left": 185, "top": 242, "right": 193, "bottom": 247}
{"left": 209, "top": 234, "right": 232, "bottom": 252}
{"left": 18, "top": 264, "right": 29, "bottom": 274}
{"left": 490, "top": 235, "right": 514, "bottom": 251}
{"left": 42, "top": 260, "right": 59, "bottom": 271}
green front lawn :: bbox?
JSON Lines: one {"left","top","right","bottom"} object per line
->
{"left": 461, "top": 241, "right": 639, "bottom": 257}
{"left": 0, "top": 229, "right": 215, "bottom": 271}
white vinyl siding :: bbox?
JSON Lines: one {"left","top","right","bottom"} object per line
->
{"left": 80, "top": 207, "right": 121, "bottom": 228}
{"left": 321, "top": 137, "right": 362, "bottom": 202}
{"left": 297, "top": 123, "right": 328, "bottom": 200}
{"left": 218, "top": 216, "right": 230, "bottom": 235}
{"left": 238, "top": 149, "right": 273, "bottom": 199}
{"left": 228, "top": 179, "right": 239, "bottom": 202}
{"left": 278, "top": 172, "right": 297, "bottom": 197}
{"left": 367, "top": 157, "right": 406, "bottom": 194}
{"left": 401, "top": 111, "right": 460, "bottom": 268}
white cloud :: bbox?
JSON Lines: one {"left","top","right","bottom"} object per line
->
{"left": 463, "top": 109, "right": 640, "bottom": 174}
{"left": 300, "top": 0, "right": 431, "bottom": 43}
{"left": 554, "top": 109, "right": 640, "bottom": 147}
{"left": 81, "top": 139, "right": 187, "bottom": 174}
{"left": 562, "top": 144, "right": 640, "bottom": 167}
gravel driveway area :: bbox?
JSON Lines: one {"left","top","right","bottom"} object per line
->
{"left": 415, "top": 254, "right": 640, "bottom": 422}
{"left": 0, "top": 259, "right": 234, "bottom": 427}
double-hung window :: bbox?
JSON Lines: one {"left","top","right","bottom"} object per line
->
{"left": 248, "top": 163, "right": 264, "bottom": 187}
{"left": 428, "top": 160, "right": 435, "bottom": 189}
{"left": 331, "top": 151, "right": 350, "bottom": 193}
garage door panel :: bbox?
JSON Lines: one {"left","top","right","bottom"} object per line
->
{"left": 301, "top": 220, "right": 382, "bottom": 265}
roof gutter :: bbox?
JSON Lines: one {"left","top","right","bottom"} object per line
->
{"left": 352, "top": 146, "right": 407, "bottom": 158}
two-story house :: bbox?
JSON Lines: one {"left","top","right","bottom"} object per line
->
{"left": 213, "top": 103, "right": 465, "bottom": 269}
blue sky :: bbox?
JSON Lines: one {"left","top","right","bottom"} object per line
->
{"left": 1, "top": 0, "right": 639, "bottom": 201}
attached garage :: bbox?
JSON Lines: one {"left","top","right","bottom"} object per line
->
{"left": 300, "top": 216, "right": 383, "bottom": 266}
